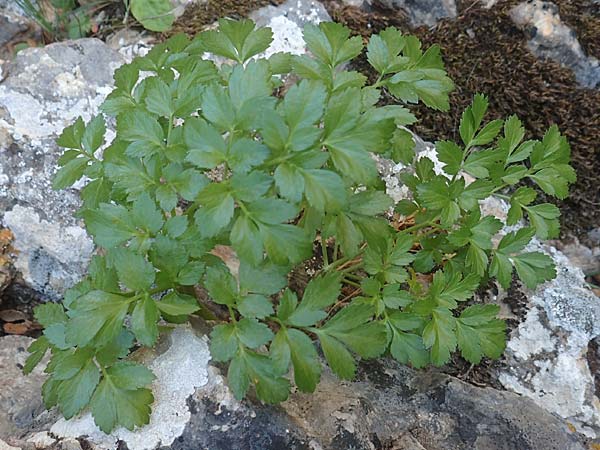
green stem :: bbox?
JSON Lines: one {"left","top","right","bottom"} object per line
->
{"left": 343, "top": 278, "right": 361, "bottom": 288}
{"left": 339, "top": 265, "right": 364, "bottom": 276}
{"left": 321, "top": 238, "right": 329, "bottom": 266}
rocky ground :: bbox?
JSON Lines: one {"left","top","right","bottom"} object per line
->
{"left": 0, "top": 0, "right": 599, "bottom": 449}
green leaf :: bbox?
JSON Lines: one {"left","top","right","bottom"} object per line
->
{"left": 436, "top": 140, "right": 463, "bottom": 176}
{"left": 156, "top": 291, "right": 200, "bottom": 316}
{"left": 422, "top": 307, "right": 456, "bottom": 365}
{"left": 195, "top": 183, "right": 235, "bottom": 237}
{"left": 53, "top": 157, "right": 89, "bottom": 190}
{"left": 287, "top": 273, "right": 342, "bottom": 327}
{"left": 319, "top": 333, "right": 357, "bottom": 380}
{"left": 201, "top": 19, "right": 273, "bottom": 63}
{"left": 456, "top": 305, "right": 506, "bottom": 364}
{"left": 319, "top": 303, "right": 388, "bottom": 358}
{"left": 81, "top": 115, "right": 106, "bottom": 154}
{"left": 117, "top": 110, "right": 164, "bottom": 158}
{"left": 24, "top": 337, "right": 50, "bottom": 374}
{"left": 90, "top": 362, "right": 154, "bottom": 433}
{"left": 236, "top": 318, "right": 274, "bottom": 349}
{"left": 56, "top": 358, "right": 100, "bottom": 419}
{"left": 130, "top": 0, "right": 174, "bottom": 32}
{"left": 512, "top": 251, "right": 556, "bottom": 289}
{"left": 525, "top": 203, "right": 560, "bottom": 239}
{"left": 184, "top": 117, "right": 226, "bottom": 169}
{"left": 274, "top": 328, "right": 321, "bottom": 392}
{"left": 57, "top": 117, "right": 85, "bottom": 149}
{"left": 132, "top": 192, "right": 164, "bottom": 234}
{"left": 210, "top": 323, "right": 238, "bottom": 362}
{"left": 302, "top": 169, "right": 348, "bottom": 212}
{"left": 34, "top": 303, "right": 68, "bottom": 327}
{"left": 66, "top": 291, "right": 130, "bottom": 347}
{"left": 237, "top": 294, "right": 274, "bottom": 319}
{"left": 204, "top": 266, "right": 238, "bottom": 306}
{"left": 131, "top": 296, "right": 159, "bottom": 347}
{"left": 112, "top": 248, "right": 155, "bottom": 292}
{"left": 490, "top": 227, "right": 536, "bottom": 288}
{"left": 389, "top": 328, "right": 429, "bottom": 368}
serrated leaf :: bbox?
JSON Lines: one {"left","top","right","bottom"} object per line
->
{"left": 287, "top": 273, "right": 342, "bottom": 327}
{"left": 422, "top": 307, "right": 456, "bottom": 365}
{"left": 131, "top": 296, "right": 159, "bottom": 347}
{"left": 90, "top": 362, "right": 154, "bottom": 433}
{"left": 237, "top": 294, "right": 274, "bottom": 319}
{"left": 156, "top": 291, "right": 200, "bottom": 316}
{"left": 112, "top": 249, "right": 155, "bottom": 292}
{"left": 456, "top": 304, "right": 506, "bottom": 364}
{"left": 24, "top": 337, "right": 50, "bottom": 374}
{"left": 66, "top": 291, "right": 130, "bottom": 347}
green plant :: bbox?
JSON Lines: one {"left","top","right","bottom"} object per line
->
{"left": 25, "top": 19, "right": 575, "bottom": 433}
{"left": 127, "top": 0, "right": 176, "bottom": 32}
{"left": 15, "top": 0, "right": 104, "bottom": 40}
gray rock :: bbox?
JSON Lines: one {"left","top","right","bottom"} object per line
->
{"left": 511, "top": 1, "right": 600, "bottom": 88}
{"left": 250, "top": 0, "right": 331, "bottom": 57}
{"left": 498, "top": 241, "right": 600, "bottom": 437}
{"left": 27, "top": 329, "right": 586, "bottom": 450}
{"left": 550, "top": 237, "right": 600, "bottom": 276}
{"left": 164, "top": 360, "right": 586, "bottom": 450}
{"left": 0, "top": 335, "right": 49, "bottom": 440}
{"left": 0, "top": 39, "right": 125, "bottom": 299}
{"left": 377, "top": 0, "right": 457, "bottom": 28}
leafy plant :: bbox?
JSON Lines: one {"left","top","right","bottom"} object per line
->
{"left": 25, "top": 19, "right": 575, "bottom": 433}
{"left": 127, "top": 0, "right": 175, "bottom": 32}
{"left": 14, "top": 0, "right": 105, "bottom": 40}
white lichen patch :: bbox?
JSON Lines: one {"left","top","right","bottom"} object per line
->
{"left": 3, "top": 205, "right": 94, "bottom": 296}
{"left": 51, "top": 328, "right": 211, "bottom": 450}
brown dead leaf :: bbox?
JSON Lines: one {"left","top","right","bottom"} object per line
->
{"left": 3, "top": 321, "right": 31, "bottom": 335}
{"left": 0, "top": 309, "right": 28, "bottom": 322}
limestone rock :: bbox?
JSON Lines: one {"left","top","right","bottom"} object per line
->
{"left": 498, "top": 240, "right": 600, "bottom": 437}
{"left": 250, "top": 0, "right": 331, "bottom": 58}
{"left": 0, "top": 39, "right": 124, "bottom": 299}
{"left": 159, "top": 360, "right": 586, "bottom": 450}
{"left": 0, "top": 335, "right": 49, "bottom": 440}
{"left": 510, "top": 1, "right": 600, "bottom": 88}
{"left": 376, "top": 0, "right": 457, "bottom": 28}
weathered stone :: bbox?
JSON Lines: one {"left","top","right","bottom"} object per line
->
{"left": 167, "top": 360, "right": 586, "bottom": 450}
{"left": 376, "top": 0, "right": 457, "bottom": 28}
{"left": 0, "top": 39, "right": 124, "bottom": 299}
{"left": 0, "top": 335, "right": 49, "bottom": 440}
{"left": 250, "top": 0, "right": 331, "bottom": 58}
{"left": 510, "top": 1, "right": 600, "bottom": 88}
{"left": 550, "top": 236, "right": 600, "bottom": 276}
{"left": 498, "top": 240, "right": 600, "bottom": 437}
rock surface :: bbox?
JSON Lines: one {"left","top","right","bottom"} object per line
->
{"left": 511, "top": 0, "right": 600, "bottom": 88}
{"left": 250, "top": 0, "right": 331, "bottom": 58}
{"left": 0, "top": 335, "right": 49, "bottom": 440}
{"left": 21, "top": 345, "right": 588, "bottom": 450}
{"left": 376, "top": 0, "right": 458, "bottom": 28}
{"left": 498, "top": 240, "right": 600, "bottom": 438}
{"left": 0, "top": 39, "right": 124, "bottom": 299}
{"left": 0, "top": 1, "right": 34, "bottom": 54}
